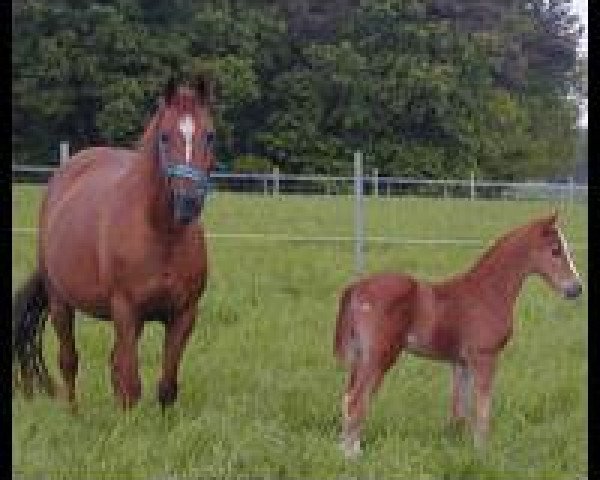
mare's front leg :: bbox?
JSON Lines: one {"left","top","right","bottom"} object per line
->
{"left": 157, "top": 302, "right": 197, "bottom": 410}
{"left": 471, "top": 353, "right": 497, "bottom": 450}
{"left": 110, "top": 295, "right": 144, "bottom": 409}
{"left": 450, "top": 363, "right": 472, "bottom": 426}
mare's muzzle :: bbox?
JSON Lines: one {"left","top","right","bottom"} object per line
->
{"left": 172, "top": 190, "right": 203, "bottom": 225}
{"left": 164, "top": 163, "right": 211, "bottom": 225}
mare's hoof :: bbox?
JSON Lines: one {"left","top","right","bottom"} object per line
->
{"left": 56, "top": 383, "right": 71, "bottom": 402}
{"left": 158, "top": 382, "right": 178, "bottom": 410}
{"left": 116, "top": 387, "right": 142, "bottom": 410}
{"left": 66, "top": 400, "right": 79, "bottom": 415}
{"left": 43, "top": 378, "right": 57, "bottom": 398}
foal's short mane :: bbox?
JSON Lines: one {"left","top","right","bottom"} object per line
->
{"left": 474, "top": 226, "right": 523, "bottom": 265}
{"left": 466, "top": 217, "right": 549, "bottom": 275}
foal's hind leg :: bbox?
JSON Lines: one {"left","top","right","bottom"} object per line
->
{"left": 49, "top": 298, "right": 77, "bottom": 409}
{"left": 341, "top": 351, "right": 396, "bottom": 458}
{"left": 157, "top": 304, "right": 197, "bottom": 410}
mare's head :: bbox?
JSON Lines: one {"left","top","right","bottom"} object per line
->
{"left": 147, "top": 76, "right": 216, "bottom": 225}
{"left": 526, "top": 211, "right": 583, "bottom": 299}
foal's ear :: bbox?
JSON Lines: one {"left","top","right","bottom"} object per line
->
{"left": 546, "top": 209, "right": 559, "bottom": 225}
{"left": 195, "top": 73, "right": 215, "bottom": 106}
{"left": 163, "top": 76, "right": 177, "bottom": 105}
{"left": 540, "top": 209, "right": 559, "bottom": 236}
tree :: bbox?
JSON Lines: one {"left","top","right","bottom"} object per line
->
{"left": 12, "top": 0, "right": 583, "bottom": 180}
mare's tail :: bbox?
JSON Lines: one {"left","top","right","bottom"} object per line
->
{"left": 13, "top": 270, "right": 54, "bottom": 397}
{"left": 334, "top": 285, "right": 356, "bottom": 366}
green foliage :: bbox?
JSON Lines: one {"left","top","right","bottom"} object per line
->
{"left": 232, "top": 154, "right": 272, "bottom": 173}
{"left": 12, "top": 0, "right": 584, "bottom": 179}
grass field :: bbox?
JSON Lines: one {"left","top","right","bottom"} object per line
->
{"left": 12, "top": 185, "right": 587, "bottom": 479}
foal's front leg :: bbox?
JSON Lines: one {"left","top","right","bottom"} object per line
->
{"left": 471, "top": 353, "right": 497, "bottom": 449}
{"left": 157, "top": 303, "right": 197, "bottom": 409}
{"left": 450, "top": 363, "right": 471, "bottom": 425}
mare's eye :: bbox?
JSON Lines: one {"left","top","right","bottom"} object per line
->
{"left": 551, "top": 245, "right": 562, "bottom": 257}
{"left": 160, "top": 132, "right": 170, "bottom": 143}
{"left": 205, "top": 131, "right": 215, "bottom": 147}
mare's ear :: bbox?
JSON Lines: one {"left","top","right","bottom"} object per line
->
{"left": 163, "top": 76, "right": 177, "bottom": 105}
{"left": 195, "top": 72, "right": 215, "bottom": 106}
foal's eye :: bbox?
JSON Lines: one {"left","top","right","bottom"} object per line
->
{"left": 551, "top": 246, "right": 562, "bottom": 257}
{"left": 160, "top": 132, "right": 170, "bottom": 143}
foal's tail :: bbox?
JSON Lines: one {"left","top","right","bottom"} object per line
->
{"left": 334, "top": 285, "right": 356, "bottom": 366}
{"left": 13, "top": 270, "right": 54, "bottom": 397}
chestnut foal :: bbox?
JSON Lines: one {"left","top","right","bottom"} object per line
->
{"left": 334, "top": 212, "right": 582, "bottom": 456}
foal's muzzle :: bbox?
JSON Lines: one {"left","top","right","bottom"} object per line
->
{"left": 172, "top": 190, "right": 204, "bottom": 225}
{"left": 563, "top": 280, "right": 583, "bottom": 299}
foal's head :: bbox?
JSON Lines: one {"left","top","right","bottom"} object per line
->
{"left": 526, "top": 212, "right": 583, "bottom": 299}
{"left": 150, "top": 76, "right": 216, "bottom": 225}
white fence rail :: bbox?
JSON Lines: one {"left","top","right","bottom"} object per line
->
{"left": 11, "top": 163, "right": 589, "bottom": 200}
{"left": 12, "top": 159, "right": 589, "bottom": 274}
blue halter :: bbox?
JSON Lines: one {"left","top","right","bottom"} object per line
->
{"left": 164, "top": 163, "right": 212, "bottom": 197}
{"left": 158, "top": 136, "right": 213, "bottom": 198}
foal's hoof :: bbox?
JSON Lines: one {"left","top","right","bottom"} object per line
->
{"left": 158, "top": 382, "right": 178, "bottom": 410}
{"left": 473, "top": 433, "right": 488, "bottom": 453}
{"left": 339, "top": 438, "right": 362, "bottom": 459}
{"left": 446, "top": 417, "right": 468, "bottom": 433}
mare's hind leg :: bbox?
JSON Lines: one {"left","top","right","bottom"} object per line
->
{"left": 450, "top": 363, "right": 472, "bottom": 425}
{"left": 49, "top": 298, "right": 77, "bottom": 409}
{"left": 157, "top": 303, "right": 197, "bottom": 409}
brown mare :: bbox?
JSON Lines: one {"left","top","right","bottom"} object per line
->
{"left": 13, "top": 77, "right": 216, "bottom": 410}
{"left": 334, "top": 212, "right": 582, "bottom": 456}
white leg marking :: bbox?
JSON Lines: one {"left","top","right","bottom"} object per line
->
{"left": 343, "top": 393, "right": 350, "bottom": 421}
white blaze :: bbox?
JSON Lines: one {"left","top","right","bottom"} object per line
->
{"left": 179, "top": 115, "right": 194, "bottom": 164}
{"left": 557, "top": 227, "right": 580, "bottom": 279}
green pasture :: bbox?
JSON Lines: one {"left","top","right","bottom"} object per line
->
{"left": 12, "top": 185, "right": 587, "bottom": 479}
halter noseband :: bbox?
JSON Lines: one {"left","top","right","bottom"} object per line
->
{"left": 157, "top": 135, "right": 212, "bottom": 197}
